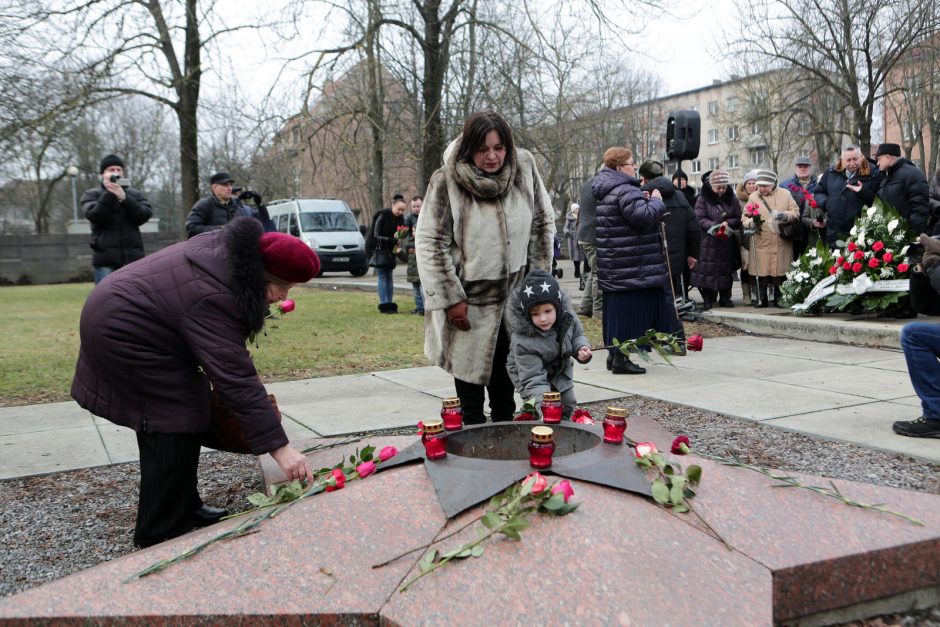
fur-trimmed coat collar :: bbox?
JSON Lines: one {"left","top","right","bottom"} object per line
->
{"left": 223, "top": 216, "right": 270, "bottom": 334}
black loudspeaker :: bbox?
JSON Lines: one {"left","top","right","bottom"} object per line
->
{"left": 666, "top": 110, "right": 701, "bottom": 161}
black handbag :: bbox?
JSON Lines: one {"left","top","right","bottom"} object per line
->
{"left": 760, "top": 197, "right": 805, "bottom": 241}
{"left": 369, "top": 250, "right": 396, "bottom": 268}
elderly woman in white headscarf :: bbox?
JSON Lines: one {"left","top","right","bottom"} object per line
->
{"left": 743, "top": 169, "right": 800, "bottom": 307}
{"left": 564, "top": 203, "right": 586, "bottom": 286}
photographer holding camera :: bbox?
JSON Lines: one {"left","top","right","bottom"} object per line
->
{"left": 81, "top": 154, "right": 153, "bottom": 284}
{"left": 893, "top": 233, "right": 940, "bottom": 439}
{"left": 234, "top": 187, "right": 276, "bottom": 232}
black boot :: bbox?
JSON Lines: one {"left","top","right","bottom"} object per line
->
{"left": 749, "top": 281, "right": 759, "bottom": 306}
{"left": 611, "top": 353, "right": 646, "bottom": 375}
{"left": 718, "top": 288, "right": 734, "bottom": 308}
{"left": 191, "top": 505, "right": 228, "bottom": 527}
{"left": 701, "top": 289, "right": 714, "bottom": 311}
{"left": 378, "top": 303, "right": 387, "bottom": 313}
{"left": 756, "top": 284, "right": 770, "bottom": 308}
{"left": 389, "top": 302, "right": 399, "bottom": 313}
{"left": 772, "top": 285, "right": 783, "bottom": 308}
{"left": 606, "top": 351, "right": 615, "bottom": 371}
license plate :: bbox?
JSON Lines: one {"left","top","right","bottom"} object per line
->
{"left": 333, "top": 257, "right": 349, "bottom": 262}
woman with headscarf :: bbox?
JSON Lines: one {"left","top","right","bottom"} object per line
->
{"left": 690, "top": 170, "right": 742, "bottom": 309}
{"left": 743, "top": 169, "right": 800, "bottom": 307}
{"left": 71, "top": 216, "right": 320, "bottom": 548}
{"left": 564, "top": 203, "right": 586, "bottom": 287}
{"left": 416, "top": 110, "right": 554, "bottom": 424}
{"left": 592, "top": 147, "right": 671, "bottom": 375}
{"left": 736, "top": 170, "right": 759, "bottom": 306}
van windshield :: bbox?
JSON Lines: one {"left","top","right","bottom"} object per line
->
{"left": 299, "top": 211, "right": 358, "bottom": 232}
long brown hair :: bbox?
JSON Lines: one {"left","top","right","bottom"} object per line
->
{"left": 455, "top": 111, "right": 514, "bottom": 166}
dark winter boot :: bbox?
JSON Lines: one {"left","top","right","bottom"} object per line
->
{"left": 749, "top": 281, "right": 760, "bottom": 306}
{"left": 718, "top": 288, "right": 734, "bottom": 308}
{"left": 606, "top": 351, "right": 615, "bottom": 371}
{"left": 389, "top": 302, "right": 399, "bottom": 313}
{"left": 741, "top": 281, "right": 752, "bottom": 306}
{"left": 611, "top": 353, "right": 646, "bottom": 375}
{"left": 756, "top": 284, "right": 770, "bottom": 308}
{"left": 772, "top": 285, "right": 783, "bottom": 308}
{"left": 701, "top": 289, "right": 714, "bottom": 311}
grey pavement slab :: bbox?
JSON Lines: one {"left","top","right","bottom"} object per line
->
{"left": 764, "top": 402, "right": 940, "bottom": 463}
{"left": 0, "top": 426, "right": 109, "bottom": 479}
{"left": 707, "top": 335, "right": 904, "bottom": 365}
{"left": 577, "top": 358, "right": 738, "bottom": 394}
{"left": 764, "top": 364, "right": 916, "bottom": 401}
{"left": 96, "top": 423, "right": 140, "bottom": 464}
{"left": 0, "top": 401, "right": 92, "bottom": 436}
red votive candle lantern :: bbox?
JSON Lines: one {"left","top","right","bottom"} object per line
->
{"left": 541, "top": 391, "right": 562, "bottom": 424}
{"left": 602, "top": 407, "right": 628, "bottom": 444}
{"left": 440, "top": 397, "right": 463, "bottom": 431}
{"left": 421, "top": 419, "right": 447, "bottom": 460}
{"left": 528, "top": 426, "right": 556, "bottom": 469}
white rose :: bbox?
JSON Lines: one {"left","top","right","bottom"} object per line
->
{"left": 887, "top": 219, "right": 899, "bottom": 233}
{"left": 867, "top": 206, "right": 877, "bottom": 218}
{"left": 901, "top": 245, "right": 910, "bottom": 255}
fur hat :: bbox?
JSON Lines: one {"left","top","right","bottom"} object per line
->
{"left": 755, "top": 169, "right": 777, "bottom": 186}
{"left": 875, "top": 143, "right": 901, "bottom": 157}
{"left": 99, "top": 154, "right": 125, "bottom": 173}
{"left": 709, "top": 170, "right": 730, "bottom": 186}
{"left": 743, "top": 169, "right": 759, "bottom": 183}
{"left": 639, "top": 159, "right": 664, "bottom": 180}
{"left": 258, "top": 232, "right": 320, "bottom": 283}
{"left": 518, "top": 269, "right": 563, "bottom": 321}
{"left": 210, "top": 171, "right": 235, "bottom": 185}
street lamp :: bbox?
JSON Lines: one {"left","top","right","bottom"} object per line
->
{"left": 66, "top": 165, "right": 79, "bottom": 222}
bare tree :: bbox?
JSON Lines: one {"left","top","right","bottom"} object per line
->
{"left": 729, "top": 0, "right": 940, "bottom": 155}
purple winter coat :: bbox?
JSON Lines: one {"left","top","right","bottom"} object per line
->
{"left": 71, "top": 217, "right": 288, "bottom": 455}
{"left": 690, "top": 182, "right": 742, "bottom": 291}
{"left": 592, "top": 166, "right": 668, "bottom": 293}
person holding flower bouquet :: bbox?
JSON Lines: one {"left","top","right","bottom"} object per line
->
{"left": 690, "top": 170, "right": 741, "bottom": 310}
{"left": 737, "top": 171, "right": 759, "bottom": 305}
{"left": 782, "top": 156, "right": 820, "bottom": 258}
{"left": 368, "top": 197, "right": 406, "bottom": 314}
{"left": 743, "top": 170, "right": 800, "bottom": 307}
{"left": 71, "top": 217, "right": 320, "bottom": 548}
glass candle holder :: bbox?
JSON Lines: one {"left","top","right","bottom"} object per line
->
{"left": 440, "top": 397, "right": 463, "bottom": 431}
{"left": 421, "top": 419, "right": 447, "bottom": 460}
{"left": 541, "top": 391, "right": 562, "bottom": 424}
{"left": 602, "top": 407, "right": 628, "bottom": 444}
{"left": 528, "top": 426, "right": 555, "bottom": 469}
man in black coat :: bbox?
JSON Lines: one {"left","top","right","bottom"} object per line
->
{"left": 185, "top": 171, "right": 251, "bottom": 238}
{"left": 80, "top": 154, "right": 153, "bottom": 284}
{"left": 875, "top": 143, "right": 932, "bottom": 235}
{"left": 815, "top": 145, "right": 881, "bottom": 249}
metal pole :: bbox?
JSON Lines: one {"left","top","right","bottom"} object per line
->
{"left": 67, "top": 165, "right": 79, "bottom": 222}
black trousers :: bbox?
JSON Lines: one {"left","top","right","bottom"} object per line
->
{"left": 454, "top": 324, "right": 515, "bottom": 424}
{"left": 134, "top": 431, "right": 203, "bottom": 548}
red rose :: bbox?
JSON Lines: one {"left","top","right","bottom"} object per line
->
{"left": 356, "top": 461, "right": 376, "bottom": 478}
{"left": 277, "top": 299, "right": 296, "bottom": 314}
{"left": 634, "top": 442, "right": 658, "bottom": 458}
{"left": 809, "top": 198, "right": 818, "bottom": 208}
{"left": 571, "top": 408, "right": 595, "bottom": 424}
{"left": 378, "top": 446, "right": 399, "bottom": 462}
{"left": 525, "top": 472, "right": 548, "bottom": 494}
{"left": 326, "top": 468, "right": 346, "bottom": 492}
{"left": 872, "top": 241, "right": 884, "bottom": 252}
{"left": 416, "top": 420, "right": 424, "bottom": 434}
{"left": 671, "top": 435, "right": 691, "bottom": 455}
{"left": 852, "top": 262, "right": 863, "bottom": 273}
{"left": 550, "top": 480, "right": 574, "bottom": 503}
{"left": 842, "top": 262, "right": 852, "bottom": 270}
{"left": 513, "top": 411, "right": 538, "bottom": 421}
{"left": 898, "top": 263, "right": 910, "bottom": 273}
{"left": 868, "top": 257, "right": 879, "bottom": 269}
{"left": 854, "top": 250, "right": 864, "bottom": 260}
{"left": 847, "top": 242, "right": 857, "bottom": 252}
{"left": 829, "top": 265, "right": 838, "bottom": 275}
{"left": 837, "top": 256, "right": 844, "bottom": 265}
{"left": 687, "top": 334, "right": 704, "bottom": 352}
{"left": 883, "top": 252, "right": 894, "bottom": 263}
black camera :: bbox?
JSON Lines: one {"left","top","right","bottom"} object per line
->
{"left": 109, "top": 173, "right": 130, "bottom": 187}
{"left": 908, "top": 242, "right": 924, "bottom": 265}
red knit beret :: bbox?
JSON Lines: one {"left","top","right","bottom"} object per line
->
{"left": 257, "top": 232, "right": 320, "bottom": 283}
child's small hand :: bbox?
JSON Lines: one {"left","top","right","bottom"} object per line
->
{"left": 577, "top": 346, "right": 592, "bottom": 363}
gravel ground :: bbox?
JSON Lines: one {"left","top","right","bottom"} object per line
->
{"left": 1, "top": 401, "right": 938, "bottom": 625}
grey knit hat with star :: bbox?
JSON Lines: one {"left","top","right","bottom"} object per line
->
{"left": 518, "top": 269, "right": 563, "bottom": 318}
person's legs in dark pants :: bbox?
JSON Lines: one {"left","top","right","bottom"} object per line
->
{"left": 894, "top": 322, "right": 940, "bottom": 437}
{"left": 134, "top": 431, "right": 203, "bottom": 548}
{"left": 486, "top": 325, "right": 516, "bottom": 422}
{"left": 454, "top": 378, "right": 486, "bottom": 425}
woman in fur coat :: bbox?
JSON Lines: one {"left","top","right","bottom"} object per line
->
{"left": 743, "top": 170, "right": 800, "bottom": 307}
{"left": 416, "top": 111, "right": 555, "bottom": 424}
{"left": 71, "top": 217, "right": 319, "bottom": 547}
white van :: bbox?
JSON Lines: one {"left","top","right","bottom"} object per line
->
{"left": 267, "top": 198, "right": 369, "bottom": 277}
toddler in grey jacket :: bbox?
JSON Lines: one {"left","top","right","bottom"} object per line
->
{"left": 506, "top": 269, "right": 592, "bottom": 419}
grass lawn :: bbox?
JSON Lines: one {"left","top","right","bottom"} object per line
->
{"left": 0, "top": 282, "right": 608, "bottom": 407}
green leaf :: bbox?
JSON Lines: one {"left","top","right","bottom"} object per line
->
{"left": 348, "top": 454, "right": 355, "bottom": 465}
{"left": 247, "top": 492, "right": 271, "bottom": 507}
{"left": 663, "top": 464, "right": 675, "bottom": 476}
{"left": 650, "top": 452, "right": 666, "bottom": 468}
{"left": 686, "top": 465, "right": 702, "bottom": 485}
{"left": 672, "top": 504, "right": 689, "bottom": 513}
{"left": 520, "top": 475, "right": 534, "bottom": 497}
{"left": 542, "top": 493, "right": 566, "bottom": 511}
{"left": 481, "top": 512, "right": 501, "bottom": 529}
{"left": 502, "top": 528, "right": 522, "bottom": 541}
{"left": 360, "top": 445, "right": 376, "bottom": 461}
{"left": 471, "top": 545, "right": 484, "bottom": 557}
{"left": 683, "top": 487, "right": 696, "bottom": 499}
{"left": 651, "top": 480, "right": 670, "bottom": 504}
{"left": 669, "top": 480, "right": 686, "bottom": 506}
{"left": 419, "top": 549, "right": 437, "bottom": 572}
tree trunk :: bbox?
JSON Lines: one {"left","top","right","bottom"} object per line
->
{"left": 176, "top": 0, "right": 202, "bottom": 235}
{"left": 366, "top": 0, "right": 385, "bottom": 217}
{"left": 420, "top": 0, "right": 446, "bottom": 186}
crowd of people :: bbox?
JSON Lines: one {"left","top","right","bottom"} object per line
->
{"left": 71, "top": 118, "right": 940, "bottom": 551}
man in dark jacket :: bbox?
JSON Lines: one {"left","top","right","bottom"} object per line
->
{"left": 875, "top": 143, "right": 932, "bottom": 235}
{"left": 576, "top": 175, "right": 602, "bottom": 318}
{"left": 71, "top": 217, "right": 320, "bottom": 547}
{"left": 81, "top": 154, "right": 153, "bottom": 284}
{"left": 781, "top": 155, "right": 820, "bottom": 258}
{"left": 185, "top": 171, "right": 251, "bottom": 238}
{"left": 815, "top": 145, "right": 881, "bottom": 249}
{"left": 893, "top": 234, "right": 940, "bottom": 438}
{"left": 641, "top": 162, "right": 700, "bottom": 303}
